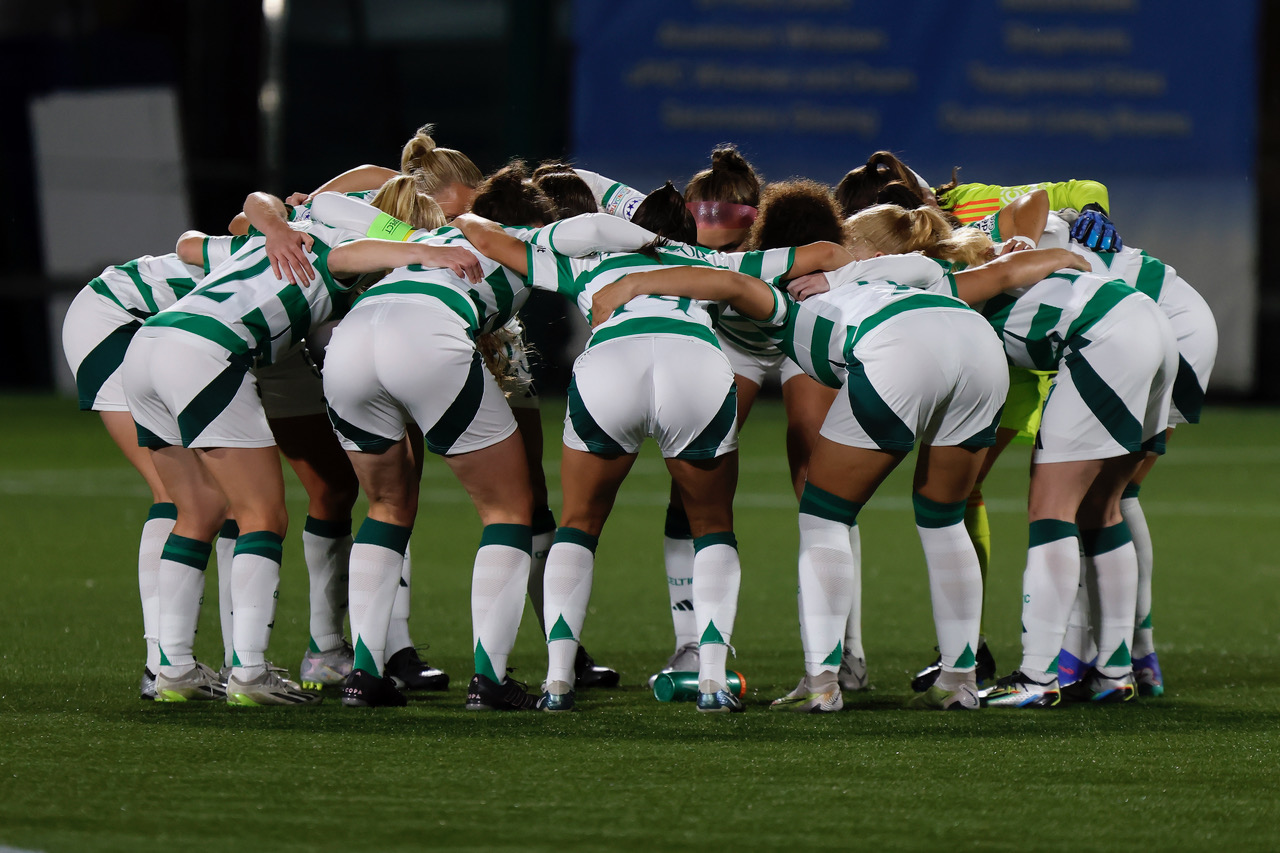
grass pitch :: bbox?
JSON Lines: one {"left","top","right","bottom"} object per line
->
{"left": 1, "top": 394, "right": 1278, "bottom": 852}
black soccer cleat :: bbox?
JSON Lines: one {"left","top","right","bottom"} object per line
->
{"left": 574, "top": 645, "right": 620, "bottom": 689}
{"left": 911, "top": 642, "right": 997, "bottom": 693}
{"left": 464, "top": 674, "right": 541, "bottom": 711}
{"left": 384, "top": 646, "right": 449, "bottom": 691}
{"left": 340, "top": 669, "right": 408, "bottom": 708}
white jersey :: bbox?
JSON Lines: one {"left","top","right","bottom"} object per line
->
{"left": 574, "top": 169, "right": 647, "bottom": 221}
{"left": 87, "top": 253, "right": 207, "bottom": 319}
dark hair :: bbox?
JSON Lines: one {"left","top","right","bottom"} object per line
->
{"left": 743, "top": 179, "right": 844, "bottom": 251}
{"left": 531, "top": 161, "right": 576, "bottom": 180}
{"left": 533, "top": 171, "right": 599, "bottom": 220}
{"left": 469, "top": 160, "right": 556, "bottom": 227}
{"left": 632, "top": 181, "right": 697, "bottom": 247}
{"left": 835, "top": 151, "right": 923, "bottom": 217}
{"left": 875, "top": 180, "right": 927, "bottom": 211}
{"left": 932, "top": 166, "right": 964, "bottom": 209}
{"left": 684, "top": 145, "right": 761, "bottom": 206}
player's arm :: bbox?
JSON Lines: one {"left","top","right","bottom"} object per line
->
{"left": 994, "top": 189, "right": 1049, "bottom": 253}
{"left": 590, "top": 267, "right": 779, "bottom": 327}
{"left": 452, "top": 213, "right": 532, "bottom": 276}
{"left": 783, "top": 241, "right": 855, "bottom": 279}
{"left": 951, "top": 248, "right": 1089, "bottom": 305}
{"left": 305, "top": 164, "right": 398, "bottom": 201}
{"left": 530, "top": 213, "right": 656, "bottom": 256}
{"left": 175, "top": 230, "right": 208, "bottom": 267}
{"left": 238, "top": 191, "right": 316, "bottom": 285}
{"left": 326, "top": 239, "right": 482, "bottom": 282}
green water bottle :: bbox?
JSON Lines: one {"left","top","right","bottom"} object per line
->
{"left": 653, "top": 670, "right": 746, "bottom": 702}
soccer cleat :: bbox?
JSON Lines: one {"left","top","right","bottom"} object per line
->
{"left": 908, "top": 683, "right": 980, "bottom": 711}
{"left": 464, "top": 674, "right": 541, "bottom": 711}
{"left": 1055, "top": 648, "right": 1090, "bottom": 689}
{"left": 979, "top": 670, "right": 1061, "bottom": 708}
{"left": 647, "top": 641, "right": 699, "bottom": 688}
{"left": 385, "top": 646, "right": 449, "bottom": 692}
{"left": 340, "top": 669, "right": 407, "bottom": 708}
{"left": 226, "top": 667, "right": 322, "bottom": 706}
{"left": 911, "top": 642, "right": 997, "bottom": 692}
{"left": 1079, "top": 670, "right": 1137, "bottom": 704}
{"left": 771, "top": 674, "right": 843, "bottom": 713}
{"left": 140, "top": 668, "right": 157, "bottom": 701}
{"left": 575, "top": 645, "right": 620, "bottom": 689}
{"left": 1133, "top": 653, "right": 1164, "bottom": 697}
{"left": 539, "top": 680, "right": 576, "bottom": 712}
{"left": 155, "top": 662, "right": 226, "bottom": 702}
{"left": 838, "top": 651, "right": 868, "bottom": 692}
{"left": 696, "top": 687, "right": 745, "bottom": 714}
{"left": 299, "top": 640, "right": 354, "bottom": 690}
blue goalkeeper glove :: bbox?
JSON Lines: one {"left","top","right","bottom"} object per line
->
{"left": 1069, "top": 205, "right": 1122, "bottom": 252}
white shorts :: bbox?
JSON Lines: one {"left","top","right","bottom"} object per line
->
{"left": 62, "top": 286, "right": 140, "bottom": 412}
{"left": 564, "top": 334, "right": 738, "bottom": 459}
{"left": 1160, "top": 277, "right": 1217, "bottom": 426}
{"left": 255, "top": 346, "right": 327, "bottom": 420}
{"left": 122, "top": 328, "right": 275, "bottom": 449}
{"left": 323, "top": 296, "right": 517, "bottom": 456}
{"left": 719, "top": 334, "right": 804, "bottom": 388}
{"left": 1036, "top": 297, "right": 1177, "bottom": 463}
{"left": 820, "top": 309, "right": 1009, "bottom": 452}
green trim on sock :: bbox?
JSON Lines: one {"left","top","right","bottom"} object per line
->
{"left": 219, "top": 519, "right": 240, "bottom": 540}
{"left": 355, "top": 518, "right": 412, "bottom": 555}
{"left": 159, "top": 648, "right": 171, "bottom": 667}
{"left": 1028, "top": 519, "right": 1078, "bottom": 548}
{"left": 1138, "top": 612, "right": 1153, "bottom": 630}
{"left": 304, "top": 515, "right": 352, "bottom": 539}
{"left": 821, "top": 642, "right": 843, "bottom": 667}
{"left": 531, "top": 506, "right": 557, "bottom": 536}
{"left": 161, "top": 534, "right": 212, "bottom": 570}
{"left": 799, "top": 482, "right": 862, "bottom": 526}
{"left": 554, "top": 527, "right": 599, "bottom": 553}
{"left": 480, "top": 523, "right": 532, "bottom": 553}
{"left": 353, "top": 637, "right": 379, "bottom": 675}
{"left": 1046, "top": 654, "right": 1060, "bottom": 675}
{"left": 474, "top": 640, "right": 500, "bottom": 683}
{"left": 693, "top": 531, "right": 737, "bottom": 552}
{"left": 1104, "top": 640, "right": 1132, "bottom": 669}
{"left": 308, "top": 636, "right": 322, "bottom": 654}
{"left": 234, "top": 530, "right": 284, "bottom": 561}
{"left": 699, "top": 621, "right": 726, "bottom": 646}
{"left": 148, "top": 502, "right": 178, "bottom": 521}
{"left": 953, "top": 644, "right": 977, "bottom": 669}
{"left": 547, "top": 615, "right": 576, "bottom": 643}
{"left": 663, "top": 503, "right": 692, "bottom": 539}
{"left": 1122, "top": 483, "right": 1142, "bottom": 500}
{"left": 232, "top": 651, "right": 243, "bottom": 668}
{"left": 912, "top": 493, "right": 967, "bottom": 529}
{"left": 1080, "top": 522, "right": 1132, "bottom": 556}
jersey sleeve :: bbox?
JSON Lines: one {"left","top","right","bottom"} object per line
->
{"left": 309, "top": 192, "right": 413, "bottom": 241}
{"left": 715, "top": 247, "right": 796, "bottom": 285}
{"left": 201, "top": 235, "right": 252, "bottom": 274}
{"left": 574, "top": 169, "right": 648, "bottom": 221}
{"left": 526, "top": 213, "right": 656, "bottom": 257}
{"left": 526, "top": 244, "right": 582, "bottom": 297}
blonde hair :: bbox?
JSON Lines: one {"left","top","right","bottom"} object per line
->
{"left": 370, "top": 174, "right": 446, "bottom": 230}
{"left": 399, "top": 124, "right": 483, "bottom": 194}
{"left": 845, "top": 203, "right": 993, "bottom": 269}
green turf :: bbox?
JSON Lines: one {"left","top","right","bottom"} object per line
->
{"left": 1, "top": 394, "right": 1278, "bottom": 852}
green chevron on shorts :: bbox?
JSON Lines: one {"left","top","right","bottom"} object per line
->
{"left": 676, "top": 385, "right": 737, "bottom": 460}
{"left": 326, "top": 404, "right": 396, "bottom": 454}
{"left": 1062, "top": 344, "right": 1143, "bottom": 452}
{"left": 424, "top": 351, "right": 487, "bottom": 455}
{"left": 1172, "top": 354, "right": 1204, "bottom": 423}
{"left": 845, "top": 356, "right": 915, "bottom": 452}
{"left": 567, "top": 376, "right": 625, "bottom": 456}
{"left": 176, "top": 362, "right": 251, "bottom": 447}
{"left": 75, "top": 320, "right": 140, "bottom": 410}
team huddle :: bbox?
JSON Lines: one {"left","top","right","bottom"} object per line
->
{"left": 62, "top": 125, "right": 1217, "bottom": 712}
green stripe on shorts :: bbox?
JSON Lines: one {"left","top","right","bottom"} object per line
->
{"left": 326, "top": 404, "right": 397, "bottom": 454}
{"left": 176, "top": 361, "right": 252, "bottom": 448}
{"left": 425, "top": 352, "right": 486, "bottom": 455}
{"left": 676, "top": 385, "right": 737, "bottom": 460}
{"left": 75, "top": 320, "right": 140, "bottom": 410}
{"left": 567, "top": 376, "right": 626, "bottom": 456}
{"left": 1062, "top": 344, "right": 1143, "bottom": 453}
{"left": 845, "top": 356, "right": 915, "bottom": 452}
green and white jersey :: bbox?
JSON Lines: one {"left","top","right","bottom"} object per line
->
{"left": 88, "top": 252, "right": 212, "bottom": 320}
{"left": 981, "top": 269, "right": 1145, "bottom": 371}
{"left": 575, "top": 169, "right": 647, "bottom": 221}
{"left": 527, "top": 242, "right": 794, "bottom": 350}
{"left": 355, "top": 224, "right": 535, "bottom": 336}
{"left": 143, "top": 217, "right": 362, "bottom": 367}
{"left": 762, "top": 255, "right": 970, "bottom": 388}
{"left": 1066, "top": 242, "right": 1184, "bottom": 306}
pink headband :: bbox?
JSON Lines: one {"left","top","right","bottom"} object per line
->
{"left": 686, "top": 201, "right": 758, "bottom": 229}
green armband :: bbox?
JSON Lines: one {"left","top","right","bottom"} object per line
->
{"left": 367, "top": 212, "right": 413, "bottom": 242}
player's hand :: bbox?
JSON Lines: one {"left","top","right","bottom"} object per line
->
{"left": 425, "top": 247, "right": 483, "bottom": 283}
{"left": 787, "top": 271, "right": 830, "bottom": 300}
{"left": 1070, "top": 208, "right": 1122, "bottom": 252}
{"left": 265, "top": 226, "right": 315, "bottom": 285}
{"left": 590, "top": 280, "right": 635, "bottom": 328}
{"left": 997, "top": 235, "right": 1037, "bottom": 257}
{"left": 284, "top": 192, "right": 311, "bottom": 207}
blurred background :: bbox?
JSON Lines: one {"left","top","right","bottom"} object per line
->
{"left": 0, "top": 0, "right": 1270, "bottom": 399}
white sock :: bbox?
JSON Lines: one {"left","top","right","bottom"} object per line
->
{"left": 157, "top": 533, "right": 211, "bottom": 676}
{"left": 229, "top": 531, "right": 284, "bottom": 675}
{"left": 842, "top": 522, "right": 864, "bottom": 659}
{"left": 693, "top": 533, "right": 741, "bottom": 693}
{"left": 139, "top": 503, "right": 176, "bottom": 673}
{"left": 1083, "top": 524, "right": 1138, "bottom": 678}
{"left": 528, "top": 506, "right": 557, "bottom": 633}
{"left": 349, "top": 520, "right": 412, "bottom": 676}
{"left": 663, "top": 504, "right": 697, "bottom": 648}
{"left": 385, "top": 546, "right": 413, "bottom": 657}
{"left": 913, "top": 494, "right": 982, "bottom": 674}
{"left": 1060, "top": 572, "right": 1095, "bottom": 685}
{"left": 301, "top": 515, "right": 350, "bottom": 654}
{"left": 215, "top": 520, "right": 238, "bottom": 668}
{"left": 797, "top": 513, "right": 854, "bottom": 677}
{"left": 1121, "top": 491, "right": 1156, "bottom": 658}
{"left": 543, "top": 529, "right": 596, "bottom": 687}
{"left": 1020, "top": 520, "right": 1081, "bottom": 680}
{"left": 471, "top": 524, "right": 532, "bottom": 683}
